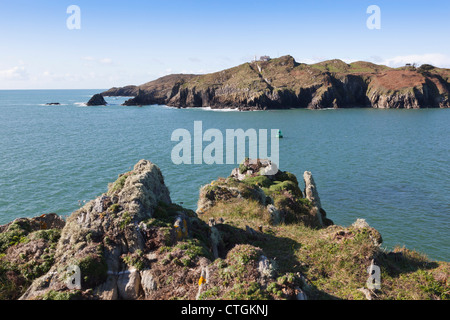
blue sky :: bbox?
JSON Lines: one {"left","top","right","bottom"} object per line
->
{"left": 1, "top": 0, "right": 449, "bottom": 89}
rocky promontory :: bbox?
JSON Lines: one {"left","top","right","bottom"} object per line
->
{"left": 0, "top": 159, "right": 448, "bottom": 300}
{"left": 95, "top": 56, "right": 450, "bottom": 110}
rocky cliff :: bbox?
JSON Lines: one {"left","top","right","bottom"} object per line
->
{"left": 97, "top": 56, "right": 450, "bottom": 110}
{"left": 1, "top": 159, "right": 448, "bottom": 300}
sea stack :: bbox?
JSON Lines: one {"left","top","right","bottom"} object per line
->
{"left": 86, "top": 93, "right": 107, "bottom": 106}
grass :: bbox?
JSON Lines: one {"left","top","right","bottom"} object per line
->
{"left": 122, "top": 249, "right": 146, "bottom": 270}
{"left": 40, "top": 290, "right": 82, "bottom": 300}
{"left": 77, "top": 253, "right": 108, "bottom": 288}
{"left": 108, "top": 171, "right": 135, "bottom": 195}
{"left": 119, "top": 211, "right": 133, "bottom": 229}
{"left": 202, "top": 198, "right": 271, "bottom": 225}
{"left": 0, "top": 224, "right": 63, "bottom": 300}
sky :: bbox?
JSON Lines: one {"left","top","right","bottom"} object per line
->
{"left": 0, "top": 0, "right": 449, "bottom": 89}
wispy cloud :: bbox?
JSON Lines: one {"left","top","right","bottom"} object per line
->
{"left": 381, "top": 53, "right": 450, "bottom": 68}
{"left": 99, "top": 58, "right": 113, "bottom": 65}
{"left": 0, "top": 65, "right": 29, "bottom": 81}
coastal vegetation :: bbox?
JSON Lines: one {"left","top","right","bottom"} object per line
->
{"left": 0, "top": 159, "right": 447, "bottom": 300}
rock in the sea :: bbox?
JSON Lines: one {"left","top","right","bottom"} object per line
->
{"left": 45, "top": 102, "right": 60, "bottom": 105}
{"left": 86, "top": 93, "right": 107, "bottom": 106}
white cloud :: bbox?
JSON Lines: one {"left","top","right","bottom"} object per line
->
{"left": 381, "top": 53, "right": 450, "bottom": 68}
{"left": 0, "top": 66, "right": 29, "bottom": 80}
{"left": 99, "top": 58, "right": 113, "bottom": 65}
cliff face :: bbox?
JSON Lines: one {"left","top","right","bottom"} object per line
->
{"left": 1, "top": 159, "right": 448, "bottom": 300}
{"left": 99, "top": 56, "right": 450, "bottom": 110}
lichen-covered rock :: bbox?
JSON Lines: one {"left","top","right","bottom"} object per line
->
{"left": 19, "top": 160, "right": 172, "bottom": 300}
{"left": 303, "top": 171, "right": 333, "bottom": 227}
{"left": 0, "top": 214, "right": 65, "bottom": 300}
{"left": 198, "top": 159, "right": 329, "bottom": 228}
{"left": 117, "top": 268, "right": 141, "bottom": 300}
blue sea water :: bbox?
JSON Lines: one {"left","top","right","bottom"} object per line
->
{"left": 0, "top": 89, "right": 449, "bottom": 261}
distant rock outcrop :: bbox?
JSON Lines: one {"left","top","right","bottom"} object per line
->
{"left": 86, "top": 94, "right": 107, "bottom": 106}
{"left": 94, "top": 56, "right": 450, "bottom": 110}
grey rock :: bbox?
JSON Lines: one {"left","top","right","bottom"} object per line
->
{"left": 20, "top": 159, "right": 171, "bottom": 300}
{"left": 140, "top": 270, "right": 157, "bottom": 297}
{"left": 117, "top": 268, "right": 141, "bottom": 300}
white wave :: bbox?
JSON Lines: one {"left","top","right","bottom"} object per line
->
{"left": 74, "top": 102, "right": 87, "bottom": 107}
{"left": 201, "top": 107, "right": 240, "bottom": 112}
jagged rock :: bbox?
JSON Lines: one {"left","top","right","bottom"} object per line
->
{"left": 117, "top": 268, "right": 141, "bottom": 300}
{"left": 94, "top": 275, "right": 118, "bottom": 300}
{"left": 303, "top": 171, "right": 322, "bottom": 210}
{"left": 231, "top": 158, "right": 279, "bottom": 181}
{"left": 258, "top": 255, "right": 275, "bottom": 278}
{"left": 267, "top": 204, "right": 281, "bottom": 225}
{"left": 230, "top": 167, "right": 247, "bottom": 181}
{"left": 19, "top": 159, "right": 171, "bottom": 300}
{"left": 210, "top": 226, "right": 221, "bottom": 260}
{"left": 140, "top": 270, "right": 157, "bottom": 296}
{"left": 352, "top": 218, "right": 370, "bottom": 229}
{"left": 86, "top": 93, "right": 107, "bottom": 106}
{"left": 303, "top": 171, "right": 333, "bottom": 227}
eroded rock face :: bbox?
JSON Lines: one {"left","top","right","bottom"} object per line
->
{"left": 19, "top": 160, "right": 172, "bottom": 300}
{"left": 303, "top": 171, "right": 333, "bottom": 227}
{"left": 100, "top": 56, "right": 450, "bottom": 110}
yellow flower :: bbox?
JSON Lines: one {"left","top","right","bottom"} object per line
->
{"left": 198, "top": 276, "right": 206, "bottom": 286}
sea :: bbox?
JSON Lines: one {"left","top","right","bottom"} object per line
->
{"left": 0, "top": 89, "right": 448, "bottom": 261}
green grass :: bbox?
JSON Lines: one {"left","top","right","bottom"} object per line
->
{"left": 40, "top": 290, "right": 82, "bottom": 300}
{"left": 77, "top": 253, "right": 108, "bottom": 288}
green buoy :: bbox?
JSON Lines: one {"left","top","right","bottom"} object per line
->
{"left": 276, "top": 129, "right": 283, "bottom": 138}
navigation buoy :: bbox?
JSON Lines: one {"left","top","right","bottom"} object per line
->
{"left": 276, "top": 130, "right": 283, "bottom": 138}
